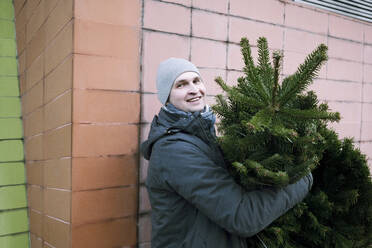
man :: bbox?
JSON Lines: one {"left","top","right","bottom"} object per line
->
{"left": 141, "top": 58, "right": 313, "bottom": 248}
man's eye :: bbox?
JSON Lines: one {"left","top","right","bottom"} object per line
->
{"left": 193, "top": 79, "right": 200, "bottom": 84}
{"left": 176, "top": 84, "right": 184, "bottom": 88}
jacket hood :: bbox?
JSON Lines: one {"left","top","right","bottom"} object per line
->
{"left": 140, "top": 105, "right": 216, "bottom": 160}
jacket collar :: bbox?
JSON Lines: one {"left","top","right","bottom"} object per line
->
{"left": 141, "top": 104, "right": 217, "bottom": 160}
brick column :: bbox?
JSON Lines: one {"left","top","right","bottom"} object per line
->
{"left": 71, "top": 0, "right": 141, "bottom": 247}
{"left": 15, "top": 0, "right": 141, "bottom": 247}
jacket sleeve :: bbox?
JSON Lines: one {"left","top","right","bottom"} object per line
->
{"left": 151, "top": 138, "right": 313, "bottom": 237}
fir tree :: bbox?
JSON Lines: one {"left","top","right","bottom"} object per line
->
{"left": 213, "top": 37, "right": 339, "bottom": 189}
{"left": 213, "top": 37, "right": 372, "bottom": 247}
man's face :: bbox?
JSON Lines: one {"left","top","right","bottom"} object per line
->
{"left": 168, "top": 71, "right": 206, "bottom": 112}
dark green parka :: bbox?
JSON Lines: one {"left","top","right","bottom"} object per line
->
{"left": 141, "top": 106, "right": 313, "bottom": 248}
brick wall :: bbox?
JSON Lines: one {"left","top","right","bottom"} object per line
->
{"left": 139, "top": 0, "right": 372, "bottom": 247}
{"left": 71, "top": 0, "right": 141, "bottom": 247}
{"left": 15, "top": 0, "right": 141, "bottom": 247}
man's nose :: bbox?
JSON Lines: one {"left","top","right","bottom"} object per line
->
{"left": 188, "top": 83, "right": 198, "bottom": 93}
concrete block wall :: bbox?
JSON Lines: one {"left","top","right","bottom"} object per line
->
{"left": 139, "top": 0, "right": 372, "bottom": 246}
{"left": 0, "top": 1, "right": 29, "bottom": 247}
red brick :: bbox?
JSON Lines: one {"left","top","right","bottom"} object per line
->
{"left": 193, "top": 0, "right": 228, "bottom": 13}
{"left": 138, "top": 214, "right": 151, "bottom": 243}
{"left": 365, "top": 24, "right": 372, "bottom": 44}
{"left": 361, "top": 122, "right": 372, "bottom": 141}
{"left": 74, "top": 19, "right": 139, "bottom": 59}
{"left": 28, "top": 185, "right": 43, "bottom": 212}
{"left": 363, "top": 83, "right": 372, "bottom": 103}
{"left": 14, "top": 0, "right": 26, "bottom": 17}
{"left": 360, "top": 142, "right": 372, "bottom": 161}
{"left": 72, "top": 187, "right": 137, "bottom": 225}
{"left": 198, "top": 68, "right": 226, "bottom": 96}
{"left": 44, "top": 188, "right": 71, "bottom": 221}
{"left": 45, "top": 55, "right": 73, "bottom": 103}
{"left": 44, "top": 158, "right": 71, "bottom": 189}
{"left": 329, "top": 15, "right": 364, "bottom": 42}
{"left": 44, "top": 90, "right": 72, "bottom": 131}
{"left": 229, "top": 17, "right": 283, "bottom": 50}
{"left": 285, "top": 3, "right": 328, "bottom": 34}
{"left": 30, "top": 233, "right": 43, "bottom": 248}
{"left": 26, "top": 161, "right": 43, "bottom": 186}
{"left": 71, "top": 217, "right": 136, "bottom": 248}
{"left": 362, "top": 103, "right": 372, "bottom": 123}
{"left": 308, "top": 79, "right": 362, "bottom": 102}
{"left": 284, "top": 29, "right": 327, "bottom": 54}
{"left": 25, "top": 134, "right": 43, "bottom": 161}
{"left": 163, "top": 0, "right": 191, "bottom": 7}
{"left": 24, "top": 107, "right": 43, "bottom": 137}
{"left": 26, "top": 0, "right": 45, "bottom": 43}
{"left": 75, "top": 0, "right": 141, "bottom": 26}
{"left": 328, "top": 121, "right": 360, "bottom": 140}
{"left": 142, "top": 31, "right": 190, "bottom": 93}
{"left": 29, "top": 209, "right": 43, "bottom": 237}
{"left": 25, "top": 0, "right": 41, "bottom": 21}
{"left": 141, "top": 93, "right": 162, "bottom": 123}
{"left": 45, "top": 0, "right": 73, "bottom": 44}
{"left": 43, "top": 215, "right": 71, "bottom": 248}
{"left": 72, "top": 155, "right": 138, "bottom": 191}
{"left": 364, "top": 65, "right": 372, "bottom": 83}
{"left": 230, "top": 0, "right": 284, "bottom": 24}
{"left": 228, "top": 43, "right": 259, "bottom": 71}
{"left": 140, "top": 123, "right": 151, "bottom": 144}
{"left": 73, "top": 90, "right": 140, "bottom": 123}
{"left": 45, "top": 21, "right": 73, "bottom": 74}
{"left": 43, "top": 124, "right": 72, "bottom": 160}
{"left": 191, "top": 38, "right": 226, "bottom": 68}
{"left": 364, "top": 45, "right": 372, "bottom": 64}
{"left": 143, "top": 0, "right": 190, "bottom": 35}
{"left": 73, "top": 54, "right": 139, "bottom": 91}
{"left": 72, "top": 124, "right": 138, "bottom": 157}
{"left": 140, "top": 156, "right": 149, "bottom": 184}
{"left": 227, "top": 70, "right": 243, "bottom": 87}
{"left": 26, "top": 23, "right": 46, "bottom": 69}
{"left": 327, "top": 101, "right": 362, "bottom": 123}
{"left": 139, "top": 185, "right": 151, "bottom": 213}
{"left": 327, "top": 59, "right": 363, "bottom": 82}
{"left": 22, "top": 81, "right": 43, "bottom": 115}
{"left": 192, "top": 10, "right": 228, "bottom": 41}
{"left": 26, "top": 54, "right": 43, "bottom": 91}
{"left": 328, "top": 38, "right": 363, "bottom": 62}
{"left": 283, "top": 51, "right": 327, "bottom": 79}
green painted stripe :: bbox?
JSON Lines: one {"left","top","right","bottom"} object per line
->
{"left": 0, "top": 119, "right": 22, "bottom": 139}
{"left": 0, "top": 77, "right": 19, "bottom": 96}
{"left": 0, "top": 20, "right": 14, "bottom": 39}
{"left": 0, "top": 39, "right": 16, "bottom": 57}
{"left": 0, "top": 1, "right": 14, "bottom": 20}
{"left": 0, "top": 233, "right": 29, "bottom": 248}
{"left": 0, "top": 185, "right": 27, "bottom": 210}
{"left": 0, "top": 163, "right": 25, "bottom": 186}
{"left": 0, "top": 140, "right": 24, "bottom": 162}
{"left": 0, "top": 209, "right": 28, "bottom": 236}
{"left": 0, "top": 57, "right": 17, "bottom": 76}
{"left": 0, "top": 97, "right": 21, "bottom": 117}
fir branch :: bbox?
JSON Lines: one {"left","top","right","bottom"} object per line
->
{"left": 279, "top": 44, "right": 328, "bottom": 107}
{"left": 279, "top": 108, "right": 341, "bottom": 122}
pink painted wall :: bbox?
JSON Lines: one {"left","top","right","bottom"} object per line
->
{"left": 139, "top": 0, "right": 372, "bottom": 247}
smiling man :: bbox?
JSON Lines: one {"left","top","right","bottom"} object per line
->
{"left": 141, "top": 58, "right": 313, "bottom": 248}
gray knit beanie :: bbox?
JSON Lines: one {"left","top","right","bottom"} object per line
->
{"left": 156, "top": 58, "right": 201, "bottom": 105}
